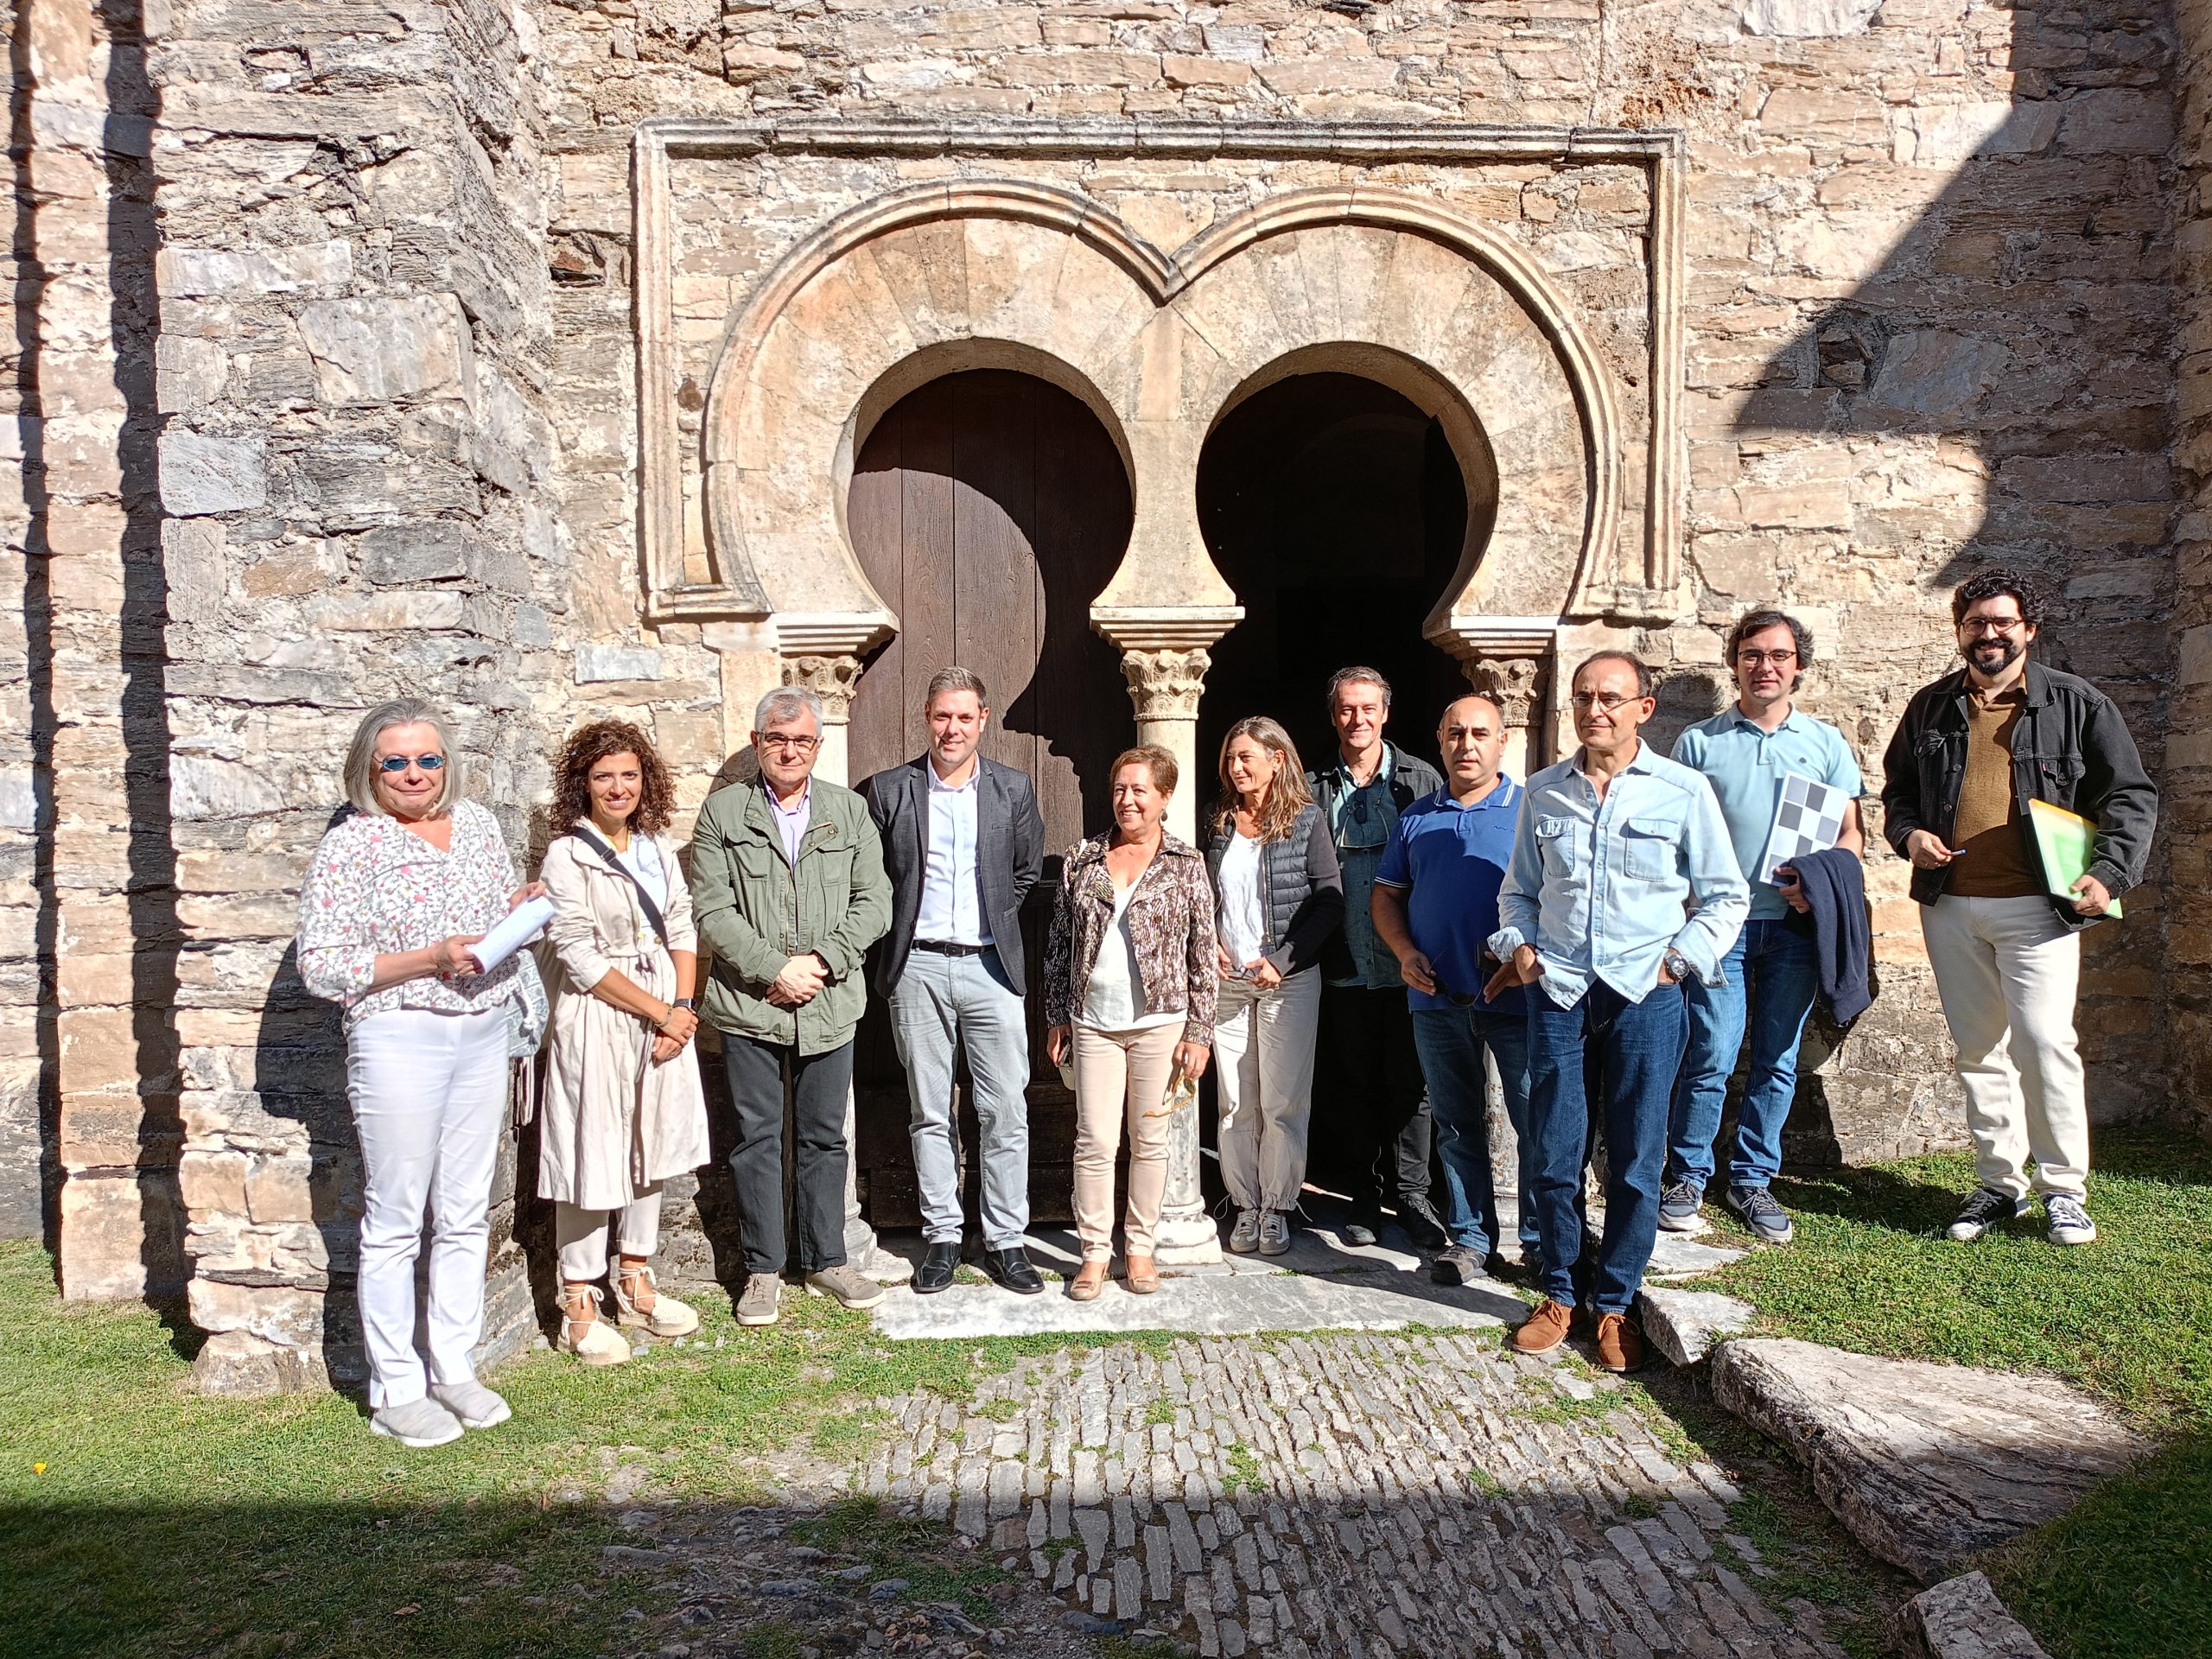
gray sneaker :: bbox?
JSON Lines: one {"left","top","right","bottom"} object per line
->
{"left": 805, "top": 1264, "right": 887, "bottom": 1311}
{"left": 2045, "top": 1194, "right": 2097, "bottom": 1247}
{"left": 1656, "top": 1180, "right": 1704, "bottom": 1231}
{"left": 1722, "top": 1185, "right": 1795, "bottom": 1245}
{"left": 1430, "top": 1244, "right": 1487, "bottom": 1286}
{"left": 429, "top": 1378, "right": 512, "bottom": 1429}
{"left": 736, "top": 1273, "right": 782, "bottom": 1325}
{"left": 371, "top": 1396, "right": 464, "bottom": 1448}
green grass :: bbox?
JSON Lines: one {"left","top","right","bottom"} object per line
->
{"left": 1701, "top": 1125, "right": 2212, "bottom": 1659}
{"left": 1223, "top": 1440, "right": 1264, "bottom": 1495}
{"left": 786, "top": 1496, "right": 1011, "bottom": 1624}
{"left": 0, "top": 1239, "right": 1127, "bottom": 1659}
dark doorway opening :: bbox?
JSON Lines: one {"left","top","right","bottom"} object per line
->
{"left": 843, "top": 367, "right": 1133, "bottom": 1229}
{"left": 1196, "top": 372, "right": 1478, "bottom": 786}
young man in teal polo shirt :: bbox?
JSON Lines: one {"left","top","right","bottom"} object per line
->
{"left": 1371, "top": 693, "right": 1531, "bottom": 1287}
{"left": 1663, "top": 611, "right": 1865, "bottom": 1243}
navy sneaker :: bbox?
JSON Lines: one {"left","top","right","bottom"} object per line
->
{"left": 1656, "top": 1180, "right": 1704, "bottom": 1232}
{"left": 1722, "top": 1184, "right": 1795, "bottom": 1244}
{"left": 1948, "top": 1185, "right": 2030, "bottom": 1242}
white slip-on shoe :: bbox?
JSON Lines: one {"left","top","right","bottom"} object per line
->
{"left": 429, "top": 1379, "right": 512, "bottom": 1430}
{"left": 612, "top": 1263, "right": 702, "bottom": 1338}
{"left": 371, "top": 1396, "right": 464, "bottom": 1448}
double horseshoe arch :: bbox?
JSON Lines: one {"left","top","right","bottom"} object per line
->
{"left": 677, "top": 175, "right": 1630, "bottom": 698}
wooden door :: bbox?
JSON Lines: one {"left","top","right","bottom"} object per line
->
{"left": 844, "top": 369, "right": 1133, "bottom": 1227}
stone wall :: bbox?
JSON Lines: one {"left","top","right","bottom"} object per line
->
{"left": 2173, "top": 0, "right": 2212, "bottom": 1143}
{"left": 6, "top": 0, "right": 2196, "bottom": 1390}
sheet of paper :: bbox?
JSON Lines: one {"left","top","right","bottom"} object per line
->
{"left": 469, "top": 893, "right": 555, "bottom": 974}
{"left": 1756, "top": 772, "right": 1850, "bottom": 885}
{"left": 2028, "top": 798, "right": 2121, "bottom": 919}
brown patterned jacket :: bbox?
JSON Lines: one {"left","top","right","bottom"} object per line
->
{"left": 1044, "top": 831, "right": 1218, "bottom": 1043}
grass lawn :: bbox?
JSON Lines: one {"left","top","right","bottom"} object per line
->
{"left": 0, "top": 1239, "right": 1146, "bottom": 1659}
{"left": 1705, "top": 1124, "right": 2212, "bottom": 1659}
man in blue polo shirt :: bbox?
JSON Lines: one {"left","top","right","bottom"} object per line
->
{"left": 1371, "top": 693, "right": 1531, "bottom": 1287}
{"left": 1664, "top": 610, "right": 1865, "bottom": 1244}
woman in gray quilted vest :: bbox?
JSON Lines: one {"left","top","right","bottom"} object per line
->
{"left": 1204, "top": 717, "right": 1344, "bottom": 1255}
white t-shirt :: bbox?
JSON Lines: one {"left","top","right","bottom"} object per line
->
{"left": 614, "top": 835, "right": 670, "bottom": 913}
{"left": 1082, "top": 882, "right": 1181, "bottom": 1032}
{"left": 1217, "top": 831, "right": 1266, "bottom": 976}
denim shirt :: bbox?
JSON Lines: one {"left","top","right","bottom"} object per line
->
{"left": 1488, "top": 743, "right": 1750, "bottom": 1007}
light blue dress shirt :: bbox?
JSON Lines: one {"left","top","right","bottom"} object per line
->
{"left": 766, "top": 781, "right": 811, "bottom": 867}
{"left": 916, "top": 763, "right": 990, "bottom": 946}
{"left": 1672, "top": 706, "right": 1864, "bottom": 921}
{"left": 1489, "top": 742, "right": 1750, "bottom": 1007}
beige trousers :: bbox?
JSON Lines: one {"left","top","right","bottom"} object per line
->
{"left": 1921, "top": 893, "right": 2089, "bottom": 1200}
{"left": 1213, "top": 969, "right": 1322, "bottom": 1212}
{"left": 1071, "top": 1021, "right": 1183, "bottom": 1262}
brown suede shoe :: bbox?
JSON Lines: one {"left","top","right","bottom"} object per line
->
{"left": 1511, "top": 1297, "right": 1573, "bottom": 1354}
{"left": 1594, "top": 1312, "right": 1645, "bottom": 1373}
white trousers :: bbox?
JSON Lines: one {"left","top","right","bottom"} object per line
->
{"left": 347, "top": 1007, "right": 511, "bottom": 1408}
{"left": 556, "top": 1188, "right": 664, "bottom": 1282}
{"left": 1212, "top": 969, "right": 1323, "bottom": 1212}
{"left": 1920, "top": 894, "right": 2089, "bottom": 1201}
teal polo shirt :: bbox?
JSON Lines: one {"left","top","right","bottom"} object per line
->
{"left": 1672, "top": 706, "right": 1864, "bottom": 921}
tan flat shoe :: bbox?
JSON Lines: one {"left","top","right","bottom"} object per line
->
{"left": 556, "top": 1283, "right": 632, "bottom": 1367}
{"left": 1124, "top": 1254, "right": 1159, "bottom": 1294}
{"left": 1067, "top": 1263, "right": 1108, "bottom": 1302}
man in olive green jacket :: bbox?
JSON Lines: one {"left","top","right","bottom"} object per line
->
{"left": 690, "top": 686, "right": 892, "bottom": 1325}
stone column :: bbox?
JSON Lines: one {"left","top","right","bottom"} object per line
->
{"left": 1440, "top": 621, "right": 1559, "bottom": 784}
{"left": 779, "top": 649, "right": 911, "bottom": 1282}
{"left": 1117, "top": 647, "right": 1211, "bottom": 845}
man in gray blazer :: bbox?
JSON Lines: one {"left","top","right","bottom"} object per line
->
{"left": 860, "top": 667, "right": 1047, "bottom": 1294}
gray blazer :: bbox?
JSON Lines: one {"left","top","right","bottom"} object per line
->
{"left": 859, "top": 754, "right": 1046, "bottom": 997}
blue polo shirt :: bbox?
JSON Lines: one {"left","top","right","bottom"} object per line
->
{"left": 1373, "top": 776, "right": 1525, "bottom": 1014}
{"left": 1673, "top": 706, "right": 1864, "bottom": 921}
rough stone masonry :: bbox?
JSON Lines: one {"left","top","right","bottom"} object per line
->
{"left": 2, "top": 0, "right": 2206, "bottom": 1392}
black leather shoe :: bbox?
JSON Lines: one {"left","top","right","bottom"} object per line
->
{"left": 1396, "top": 1192, "right": 1451, "bottom": 1251}
{"left": 981, "top": 1246, "right": 1046, "bottom": 1295}
{"left": 913, "top": 1241, "right": 961, "bottom": 1294}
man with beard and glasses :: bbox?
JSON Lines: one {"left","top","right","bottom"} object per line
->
{"left": 1880, "top": 569, "right": 2157, "bottom": 1249}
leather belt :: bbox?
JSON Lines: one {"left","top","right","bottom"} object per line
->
{"left": 912, "top": 939, "right": 992, "bottom": 957}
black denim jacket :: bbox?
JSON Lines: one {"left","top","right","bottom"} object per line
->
{"left": 1878, "top": 661, "right": 2158, "bottom": 931}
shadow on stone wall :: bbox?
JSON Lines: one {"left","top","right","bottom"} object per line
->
{"left": 1721, "top": 4, "right": 2179, "bottom": 1154}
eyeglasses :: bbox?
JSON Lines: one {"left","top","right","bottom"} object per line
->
{"left": 1737, "top": 650, "right": 1797, "bottom": 668}
{"left": 377, "top": 754, "right": 446, "bottom": 773}
{"left": 1569, "top": 691, "right": 1643, "bottom": 713}
{"left": 756, "top": 734, "right": 821, "bottom": 754}
{"left": 1961, "top": 616, "right": 2025, "bottom": 637}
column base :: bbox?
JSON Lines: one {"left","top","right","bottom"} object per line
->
{"left": 846, "top": 1217, "right": 913, "bottom": 1283}
{"left": 1151, "top": 1209, "right": 1226, "bottom": 1269}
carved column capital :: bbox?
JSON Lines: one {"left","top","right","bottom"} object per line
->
{"left": 782, "top": 653, "right": 863, "bottom": 723}
{"left": 1464, "top": 655, "right": 1544, "bottom": 728}
{"left": 1119, "top": 647, "right": 1211, "bottom": 722}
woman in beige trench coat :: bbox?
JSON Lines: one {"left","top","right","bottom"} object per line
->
{"left": 539, "top": 720, "right": 711, "bottom": 1364}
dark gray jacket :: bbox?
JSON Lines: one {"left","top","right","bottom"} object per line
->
{"left": 1203, "top": 801, "right": 1345, "bottom": 978}
{"left": 1307, "top": 742, "right": 1445, "bottom": 984}
{"left": 859, "top": 754, "right": 1046, "bottom": 995}
{"left": 1879, "top": 661, "right": 2157, "bottom": 932}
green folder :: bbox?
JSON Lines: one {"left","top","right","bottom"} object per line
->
{"left": 2027, "top": 799, "right": 2120, "bottom": 918}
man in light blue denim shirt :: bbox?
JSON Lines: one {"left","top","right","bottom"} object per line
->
{"left": 1485, "top": 651, "right": 1748, "bottom": 1371}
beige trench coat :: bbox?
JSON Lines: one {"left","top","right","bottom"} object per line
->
{"left": 536, "top": 830, "right": 710, "bottom": 1211}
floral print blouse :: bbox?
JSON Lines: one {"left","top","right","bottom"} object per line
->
{"left": 296, "top": 799, "right": 531, "bottom": 1031}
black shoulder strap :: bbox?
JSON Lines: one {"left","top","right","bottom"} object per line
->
{"left": 569, "top": 824, "right": 669, "bottom": 948}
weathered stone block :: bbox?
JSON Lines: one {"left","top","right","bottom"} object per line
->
{"left": 1634, "top": 1287, "right": 1756, "bottom": 1367}
{"left": 296, "top": 294, "right": 474, "bottom": 407}
{"left": 59, "top": 1169, "right": 185, "bottom": 1300}
{"left": 154, "top": 239, "right": 353, "bottom": 298}
{"left": 1891, "top": 1572, "right": 2053, "bottom": 1659}
{"left": 1712, "top": 1338, "right": 2145, "bottom": 1582}
{"left": 357, "top": 522, "right": 469, "bottom": 585}
{"left": 170, "top": 753, "right": 287, "bottom": 821}
{"left": 158, "top": 430, "right": 268, "bottom": 516}
{"left": 575, "top": 644, "right": 664, "bottom": 683}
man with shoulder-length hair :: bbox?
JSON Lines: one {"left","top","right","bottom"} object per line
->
{"left": 1881, "top": 569, "right": 2156, "bottom": 1249}
{"left": 860, "top": 667, "right": 1047, "bottom": 1296}
{"left": 690, "top": 685, "right": 893, "bottom": 1327}
{"left": 1486, "top": 651, "right": 1748, "bottom": 1371}
{"left": 1662, "top": 609, "right": 1866, "bottom": 1245}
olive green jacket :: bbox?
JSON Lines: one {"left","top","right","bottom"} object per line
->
{"left": 689, "top": 776, "right": 892, "bottom": 1055}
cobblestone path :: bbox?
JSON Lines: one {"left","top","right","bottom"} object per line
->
{"left": 855, "top": 1332, "right": 1849, "bottom": 1659}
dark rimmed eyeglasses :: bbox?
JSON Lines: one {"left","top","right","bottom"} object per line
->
{"left": 757, "top": 734, "right": 821, "bottom": 754}
{"left": 377, "top": 754, "right": 446, "bottom": 773}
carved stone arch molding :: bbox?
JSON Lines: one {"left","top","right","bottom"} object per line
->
{"left": 634, "top": 118, "right": 1687, "bottom": 751}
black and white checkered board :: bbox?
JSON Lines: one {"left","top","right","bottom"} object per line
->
{"left": 1757, "top": 772, "right": 1849, "bottom": 884}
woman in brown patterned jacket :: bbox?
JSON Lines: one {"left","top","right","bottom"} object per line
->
{"left": 1045, "top": 745, "right": 1217, "bottom": 1300}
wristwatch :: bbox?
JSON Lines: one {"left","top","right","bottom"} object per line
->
{"left": 671, "top": 997, "right": 696, "bottom": 1012}
{"left": 1663, "top": 950, "right": 1693, "bottom": 983}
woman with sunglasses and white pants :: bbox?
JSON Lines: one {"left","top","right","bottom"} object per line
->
{"left": 296, "top": 699, "right": 547, "bottom": 1447}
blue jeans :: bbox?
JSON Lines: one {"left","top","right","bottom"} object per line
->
{"left": 1411, "top": 1006, "right": 1536, "bottom": 1259}
{"left": 1667, "top": 919, "right": 1819, "bottom": 1194}
{"left": 1526, "top": 980, "right": 1687, "bottom": 1314}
